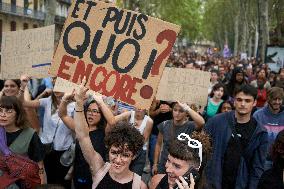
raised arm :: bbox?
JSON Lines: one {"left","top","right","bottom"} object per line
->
{"left": 149, "top": 99, "right": 160, "bottom": 117}
{"left": 18, "top": 75, "right": 41, "bottom": 108}
{"left": 74, "top": 80, "right": 104, "bottom": 175}
{"left": 178, "top": 101, "right": 205, "bottom": 130}
{"left": 92, "top": 94, "right": 116, "bottom": 132}
{"left": 153, "top": 132, "right": 163, "bottom": 175}
{"left": 143, "top": 118, "right": 153, "bottom": 143}
{"left": 58, "top": 91, "right": 76, "bottom": 131}
{"left": 105, "top": 111, "right": 131, "bottom": 133}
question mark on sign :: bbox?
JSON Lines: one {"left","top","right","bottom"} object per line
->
{"left": 151, "top": 29, "right": 177, "bottom": 75}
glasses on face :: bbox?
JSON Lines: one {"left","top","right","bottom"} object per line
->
{"left": 109, "top": 150, "right": 132, "bottom": 160}
{"left": 86, "top": 109, "right": 101, "bottom": 115}
{"left": 0, "top": 108, "right": 15, "bottom": 116}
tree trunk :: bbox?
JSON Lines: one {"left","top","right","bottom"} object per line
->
{"left": 254, "top": 25, "right": 259, "bottom": 57}
{"left": 258, "top": 0, "right": 269, "bottom": 64}
{"left": 233, "top": 15, "right": 239, "bottom": 56}
{"left": 239, "top": 0, "right": 248, "bottom": 53}
{"left": 248, "top": 35, "right": 252, "bottom": 58}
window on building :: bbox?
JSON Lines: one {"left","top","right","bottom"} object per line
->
{"left": 11, "top": 0, "right": 16, "bottom": 12}
{"left": 33, "top": 24, "right": 38, "bottom": 28}
{"left": 23, "top": 23, "right": 28, "bottom": 30}
{"left": 11, "top": 0, "right": 16, "bottom": 6}
{"left": 34, "top": 0, "right": 38, "bottom": 10}
{"left": 10, "top": 21, "right": 16, "bottom": 31}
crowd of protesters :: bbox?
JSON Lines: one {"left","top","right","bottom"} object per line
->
{"left": 0, "top": 45, "right": 283, "bottom": 189}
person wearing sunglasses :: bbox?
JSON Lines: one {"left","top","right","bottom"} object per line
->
{"left": 153, "top": 101, "right": 205, "bottom": 175}
{"left": 150, "top": 132, "right": 211, "bottom": 189}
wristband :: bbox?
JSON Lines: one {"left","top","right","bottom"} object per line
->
{"left": 75, "top": 109, "right": 84, "bottom": 112}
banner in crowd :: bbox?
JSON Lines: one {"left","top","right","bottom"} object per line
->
{"left": 265, "top": 45, "right": 284, "bottom": 72}
{"left": 156, "top": 68, "right": 211, "bottom": 106}
{"left": 49, "top": 1, "right": 180, "bottom": 110}
{"left": 1, "top": 25, "right": 55, "bottom": 79}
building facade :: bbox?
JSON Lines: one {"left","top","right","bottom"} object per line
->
{"left": 0, "top": 0, "right": 72, "bottom": 49}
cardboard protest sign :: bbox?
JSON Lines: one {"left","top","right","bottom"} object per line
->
{"left": 156, "top": 68, "right": 211, "bottom": 106}
{"left": 1, "top": 25, "right": 55, "bottom": 79}
{"left": 53, "top": 77, "right": 94, "bottom": 96}
{"left": 49, "top": 1, "right": 180, "bottom": 110}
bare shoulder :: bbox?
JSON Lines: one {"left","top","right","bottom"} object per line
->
{"left": 140, "top": 180, "right": 148, "bottom": 189}
{"left": 149, "top": 174, "right": 166, "bottom": 189}
{"left": 147, "top": 117, "right": 153, "bottom": 124}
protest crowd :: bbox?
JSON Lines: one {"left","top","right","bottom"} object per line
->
{"left": 1, "top": 1, "right": 284, "bottom": 189}
{"left": 0, "top": 44, "right": 284, "bottom": 189}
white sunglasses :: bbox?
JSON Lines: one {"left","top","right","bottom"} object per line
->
{"left": 177, "top": 133, "right": 202, "bottom": 169}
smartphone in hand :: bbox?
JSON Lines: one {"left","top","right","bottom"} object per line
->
{"left": 174, "top": 167, "right": 199, "bottom": 189}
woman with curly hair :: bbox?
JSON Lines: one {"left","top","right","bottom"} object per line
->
{"left": 257, "top": 130, "right": 284, "bottom": 189}
{"left": 74, "top": 79, "right": 147, "bottom": 189}
{"left": 150, "top": 131, "right": 211, "bottom": 189}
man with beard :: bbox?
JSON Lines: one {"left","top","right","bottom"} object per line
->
{"left": 205, "top": 85, "right": 268, "bottom": 189}
{"left": 254, "top": 87, "right": 284, "bottom": 170}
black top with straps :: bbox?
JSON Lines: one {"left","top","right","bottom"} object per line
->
{"left": 96, "top": 172, "right": 133, "bottom": 189}
{"left": 156, "top": 175, "right": 169, "bottom": 189}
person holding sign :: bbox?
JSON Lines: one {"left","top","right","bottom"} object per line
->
{"left": 153, "top": 102, "right": 205, "bottom": 175}
{"left": 18, "top": 77, "right": 75, "bottom": 189}
{"left": 59, "top": 91, "right": 115, "bottom": 189}
{"left": 74, "top": 78, "right": 148, "bottom": 189}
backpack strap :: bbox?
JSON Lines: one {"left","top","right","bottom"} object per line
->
{"left": 9, "top": 128, "right": 35, "bottom": 156}
{"left": 92, "top": 162, "right": 111, "bottom": 188}
{"left": 132, "top": 173, "right": 141, "bottom": 189}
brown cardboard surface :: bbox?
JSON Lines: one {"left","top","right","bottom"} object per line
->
{"left": 156, "top": 68, "right": 211, "bottom": 106}
{"left": 1, "top": 25, "right": 55, "bottom": 79}
{"left": 49, "top": 1, "right": 180, "bottom": 110}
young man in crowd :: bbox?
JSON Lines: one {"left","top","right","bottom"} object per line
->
{"left": 253, "top": 87, "right": 284, "bottom": 169}
{"left": 205, "top": 84, "right": 268, "bottom": 189}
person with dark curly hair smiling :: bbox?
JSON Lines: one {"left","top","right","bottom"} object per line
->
{"left": 74, "top": 78, "right": 148, "bottom": 189}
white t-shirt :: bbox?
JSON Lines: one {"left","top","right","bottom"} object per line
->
{"left": 129, "top": 111, "right": 149, "bottom": 150}
{"left": 39, "top": 96, "right": 75, "bottom": 151}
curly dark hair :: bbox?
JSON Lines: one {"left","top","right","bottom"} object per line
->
{"left": 104, "top": 122, "right": 144, "bottom": 156}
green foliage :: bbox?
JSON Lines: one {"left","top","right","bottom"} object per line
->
{"left": 117, "top": 0, "right": 203, "bottom": 41}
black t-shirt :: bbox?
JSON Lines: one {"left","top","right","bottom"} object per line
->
{"left": 73, "top": 129, "right": 107, "bottom": 185}
{"left": 96, "top": 172, "right": 133, "bottom": 189}
{"left": 151, "top": 104, "right": 173, "bottom": 136}
{"left": 156, "top": 175, "right": 169, "bottom": 189}
{"left": 222, "top": 118, "right": 257, "bottom": 189}
{"left": 6, "top": 129, "right": 45, "bottom": 162}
